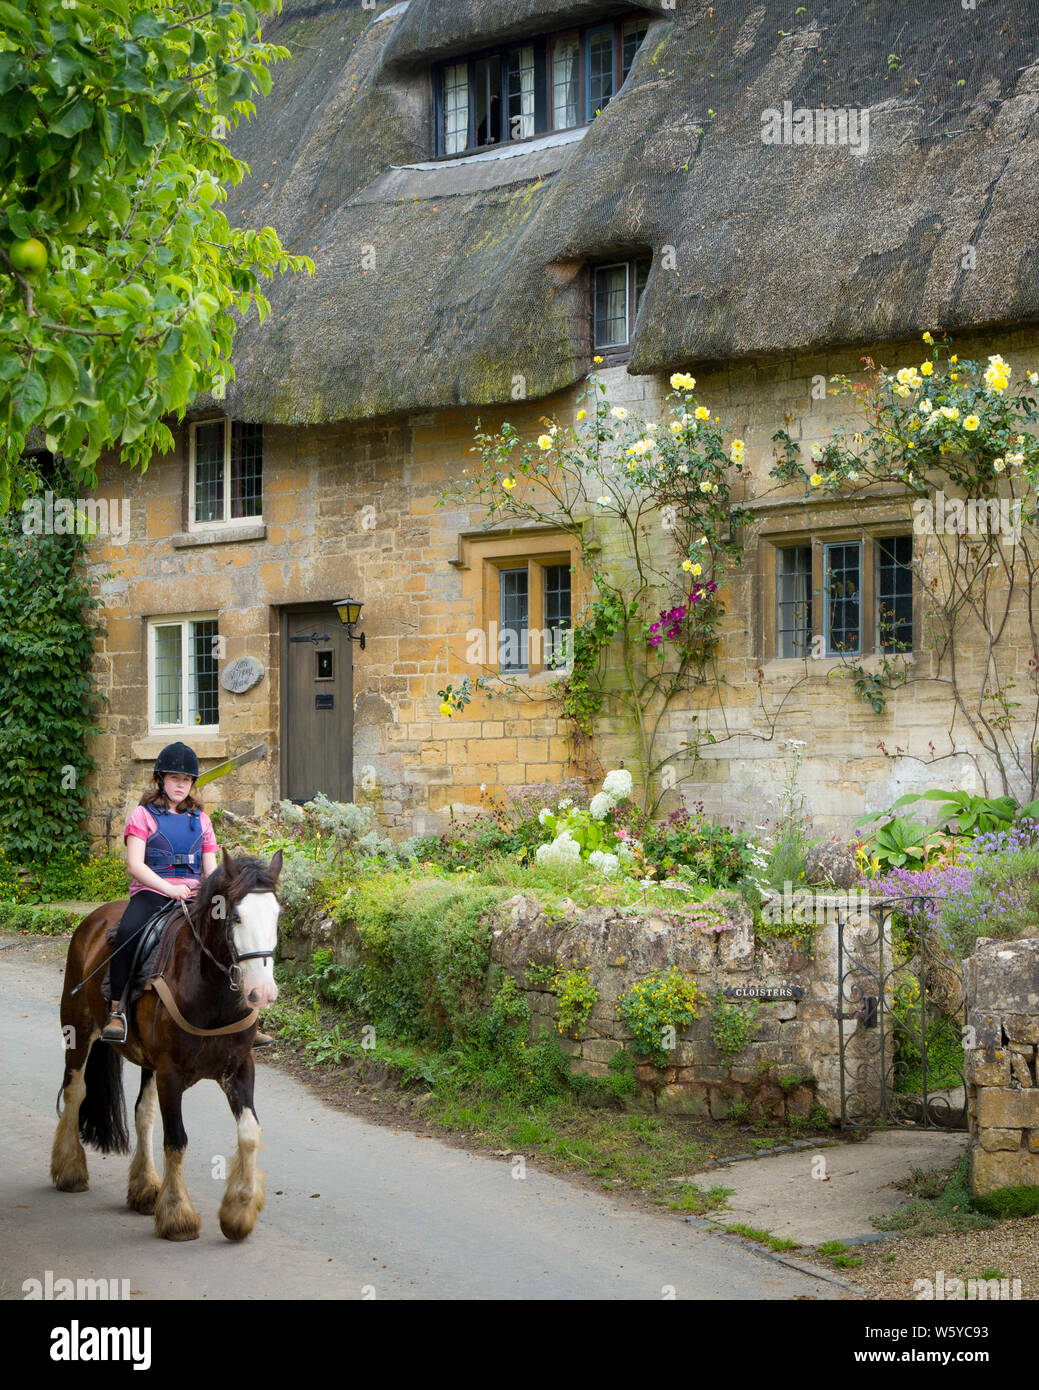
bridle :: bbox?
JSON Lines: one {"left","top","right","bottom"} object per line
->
{"left": 181, "top": 892, "right": 278, "bottom": 996}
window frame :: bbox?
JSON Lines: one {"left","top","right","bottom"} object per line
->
{"left": 451, "top": 527, "right": 582, "bottom": 681}
{"left": 146, "top": 612, "right": 221, "bottom": 736}
{"left": 187, "top": 417, "right": 264, "bottom": 533}
{"left": 761, "top": 526, "right": 916, "bottom": 663}
{"left": 493, "top": 555, "right": 573, "bottom": 675}
{"left": 432, "top": 17, "right": 650, "bottom": 158}
{"left": 592, "top": 256, "right": 651, "bottom": 361}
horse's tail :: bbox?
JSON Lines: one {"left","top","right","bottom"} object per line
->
{"left": 78, "top": 1044, "right": 130, "bottom": 1155}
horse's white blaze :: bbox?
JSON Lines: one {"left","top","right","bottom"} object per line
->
{"left": 233, "top": 892, "right": 280, "bottom": 1007}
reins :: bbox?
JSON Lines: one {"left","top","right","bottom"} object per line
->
{"left": 144, "top": 897, "right": 269, "bottom": 1038}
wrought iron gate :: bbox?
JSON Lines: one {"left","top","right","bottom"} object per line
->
{"left": 836, "top": 895, "right": 968, "bottom": 1129}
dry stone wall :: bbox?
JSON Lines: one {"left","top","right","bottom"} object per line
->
{"left": 965, "top": 938, "right": 1039, "bottom": 1197}
{"left": 280, "top": 886, "right": 884, "bottom": 1121}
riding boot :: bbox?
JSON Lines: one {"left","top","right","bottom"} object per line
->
{"left": 100, "top": 989, "right": 130, "bottom": 1043}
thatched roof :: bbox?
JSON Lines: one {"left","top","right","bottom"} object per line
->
{"left": 218, "top": 0, "right": 1039, "bottom": 425}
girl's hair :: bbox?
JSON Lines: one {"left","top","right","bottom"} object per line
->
{"left": 140, "top": 772, "right": 204, "bottom": 814}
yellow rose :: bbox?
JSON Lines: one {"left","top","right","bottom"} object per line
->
{"left": 593, "top": 355, "right": 603, "bottom": 364}
{"left": 537, "top": 434, "right": 553, "bottom": 450}
{"left": 695, "top": 406, "right": 710, "bottom": 420}
{"left": 682, "top": 559, "right": 692, "bottom": 571}
{"left": 950, "top": 354, "right": 958, "bottom": 363}
{"left": 439, "top": 701, "right": 452, "bottom": 718}
{"left": 810, "top": 473, "right": 822, "bottom": 486}
{"left": 690, "top": 563, "right": 702, "bottom": 577}
{"left": 503, "top": 477, "right": 516, "bottom": 490}
{"left": 920, "top": 362, "right": 933, "bottom": 376}
{"left": 576, "top": 409, "right": 587, "bottom": 420}
{"left": 963, "top": 415, "right": 980, "bottom": 430}
{"left": 922, "top": 331, "right": 934, "bottom": 345}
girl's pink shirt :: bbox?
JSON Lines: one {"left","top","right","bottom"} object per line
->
{"left": 124, "top": 805, "right": 219, "bottom": 897}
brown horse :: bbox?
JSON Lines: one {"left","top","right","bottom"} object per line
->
{"left": 51, "top": 848, "right": 282, "bottom": 1241}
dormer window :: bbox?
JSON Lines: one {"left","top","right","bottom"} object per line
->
{"left": 593, "top": 257, "right": 650, "bottom": 360}
{"left": 433, "top": 17, "right": 650, "bottom": 158}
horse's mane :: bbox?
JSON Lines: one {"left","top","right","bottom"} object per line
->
{"left": 192, "top": 854, "right": 280, "bottom": 935}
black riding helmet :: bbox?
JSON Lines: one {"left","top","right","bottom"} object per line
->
{"left": 153, "top": 741, "right": 200, "bottom": 780}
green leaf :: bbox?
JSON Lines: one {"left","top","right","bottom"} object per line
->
{"left": 0, "top": 89, "right": 36, "bottom": 137}
{"left": 11, "top": 371, "right": 48, "bottom": 426}
{"left": 45, "top": 50, "right": 82, "bottom": 90}
{"left": 50, "top": 95, "right": 94, "bottom": 138}
{"left": 131, "top": 11, "right": 165, "bottom": 38}
{"left": 139, "top": 102, "right": 167, "bottom": 147}
{"left": 0, "top": 52, "right": 23, "bottom": 97}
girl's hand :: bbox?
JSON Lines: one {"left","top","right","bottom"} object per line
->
{"left": 165, "top": 883, "right": 192, "bottom": 901}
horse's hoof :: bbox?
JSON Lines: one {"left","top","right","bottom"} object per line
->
{"left": 127, "top": 1183, "right": 159, "bottom": 1215}
{"left": 219, "top": 1212, "right": 256, "bottom": 1242}
{"left": 53, "top": 1173, "right": 89, "bottom": 1194}
{"left": 154, "top": 1206, "right": 201, "bottom": 1241}
{"left": 156, "top": 1219, "right": 201, "bottom": 1242}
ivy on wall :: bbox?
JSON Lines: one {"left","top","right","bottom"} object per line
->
{"left": 0, "top": 473, "right": 105, "bottom": 860}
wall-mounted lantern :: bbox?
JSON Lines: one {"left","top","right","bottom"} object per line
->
{"left": 334, "top": 596, "right": 365, "bottom": 650}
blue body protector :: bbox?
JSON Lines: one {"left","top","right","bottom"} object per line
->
{"left": 142, "top": 806, "right": 204, "bottom": 879}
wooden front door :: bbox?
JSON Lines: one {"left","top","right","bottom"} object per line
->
{"left": 281, "top": 605, "right": 354, "bottom": 803}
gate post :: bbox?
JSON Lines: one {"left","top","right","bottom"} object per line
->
{"left": 965, "top": 937, "right": 1039, "bottom": 1198}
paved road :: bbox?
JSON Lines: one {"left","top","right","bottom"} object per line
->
{"left": 0, "top": 935, "right": 843, "bottom": 1301}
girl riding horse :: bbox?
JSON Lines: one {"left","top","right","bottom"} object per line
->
{"left": 101, "top": 741, "right": 271, "bottom": 1046}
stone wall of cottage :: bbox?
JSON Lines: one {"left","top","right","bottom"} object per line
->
{"left": 965, "top": 937, "right": 1039, "bottom": 1197}
{"left": 81, "top": 325, "right": 1039, "bottom": 846}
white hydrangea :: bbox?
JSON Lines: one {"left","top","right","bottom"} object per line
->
{"left": 535, "top": 832, "right": 582, "bottom": 866}
{"left": 589, "top": 850, "right": 620, "bottom": 875}
{"left": 617, "top": 841, "right": 636, "bottom": 860}
{"left": 557, "top": 797, "right": 573, "bottom": 810}
{"left": 538, "top": 807, "right": 553, "bottom": 825}
{"left": 602, "top": 769, "right": 633, "bottom": 800}
{"left": 589, "top": 792, "right": 614, "bottom": 820}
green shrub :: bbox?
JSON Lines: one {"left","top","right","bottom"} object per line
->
{"left": 972, "top": 1186, "right": 1039, "bottom": 1219}
{"left": 14, "top": 847, "right": 128, "bottom": 904}
{"left": 710, "top": 992, "right": 760, "bottom": 1058}
{"left": 0, "top": 902, "right": 82, "bottom": 935}
{"left": 0, "top": 843, "right": 29, "bottom": 902}
{"left": 941, "top": 842, "right": 1039, "bottom": 955}
{"left": 617, "top": 969, "right": 706, "bottom": 1067}
{"left": 333, "top": 877, "right": 510, "bottom": 1046}
{"left": 0, "top": 496, "right": 104, "bottom": 862}
{"left": 554, "top": 967, "right": 598, "bottom": 1037}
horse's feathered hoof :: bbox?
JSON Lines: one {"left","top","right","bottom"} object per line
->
{"left": 154, "top": 1198, "right": 201, "bottom": 1242}
{"left": 127, "top": 1178, "right": 160, "bottom": 1215}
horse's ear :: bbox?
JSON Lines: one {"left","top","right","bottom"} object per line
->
{"left": 221, "top": 846, "right": 236, "bottom": 880}
{"left": 268, "top": 849, "right": 283, "bottom": 881}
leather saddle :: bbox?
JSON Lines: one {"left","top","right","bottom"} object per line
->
{"left": 102, "top": 899, "right": 185, "bottom": 1006}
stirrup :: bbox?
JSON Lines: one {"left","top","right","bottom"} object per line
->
{"left": 100, "top": 1008, "right": 128, "bottom": 1043}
